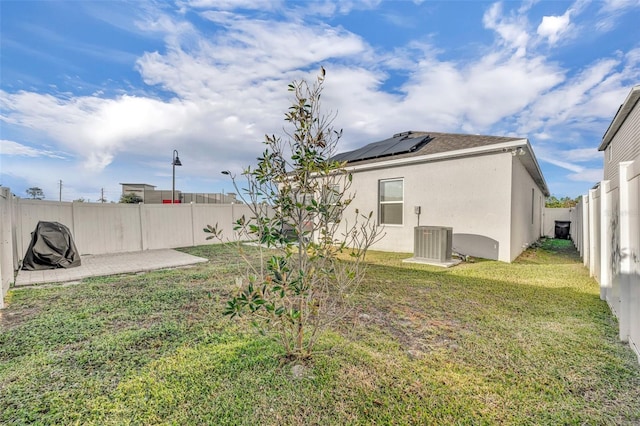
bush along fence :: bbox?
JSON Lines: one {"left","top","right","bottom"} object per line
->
{"left": 572, "top": 155, "right": 640, "bottom": 363}
{"left": 0, "top": 189, "right": 255, "bottom": 308}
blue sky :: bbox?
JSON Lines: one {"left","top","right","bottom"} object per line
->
{"left": 1, "top": 0, "right": 639, "bottom": 202}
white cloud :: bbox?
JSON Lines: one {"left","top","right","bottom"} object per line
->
{"left": 600, "top": 0, "right": 640, "bottom": 13}
{"left": 537, "top": 13, "right": 571, "bottom": 45}
{"left": 514, "top": 55, "right": 634, "bottom": 136}
{"left": 538, "top": 155, "right": 584, "bottom": 173}
{"left": 0, "top": 140, "right": 66, "bottom": 159}
{"left": 184, "top": 0, "right": 281, "bottom": 10}
{"left": 568, "top": 168, "right": 604, "bottom": 182}
{"left": 0, "top": 91, "right": 204, "bottom": 170}
{"left": 566, "top": 147, "right": 602, "bottom": 162}
{"left": 536, "top": 151, "right": 603, "bottom": 183}
{"left": 1, "top": 0, "right": 638, "bottom": 199}
{"left": 596, "top": 0, "right": 640, "bottom": 31}
{"left": 482, "top": 2, "right": 530, "bottom": 57}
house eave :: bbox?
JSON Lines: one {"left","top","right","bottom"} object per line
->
{"left": 347, "top": 139, "right": 550, "bottom": 196}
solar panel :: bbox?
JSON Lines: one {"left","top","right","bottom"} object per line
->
{"left": 332, "top": 133, "right": 432, "bottom": 163}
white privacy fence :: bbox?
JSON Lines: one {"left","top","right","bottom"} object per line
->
{"left": 0, "top": 190, "right": 255, "bottom": 308}
{"left": 572, "top": 156, "right": 640, "bottom": 363}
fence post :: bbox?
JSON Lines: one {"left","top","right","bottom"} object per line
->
{"left": 583, "top": 194, "right": 590, "bottom": 268}
{"left": 600, "top": 181, "right": 612, "bottom": 298}
{"left": 139, "top": 202, "right": 147, "bottom": 251}
{"left": 589, "top": 188, "right": 598, "bottom": 281}
{"left": 190, "top": 202, "right": 195, "bottom": 247}
{"left": 0, "top": 187, "right": 16, "bottom": 308}
{"left": 618, "top": 162, "right": 634, "bottom": 342}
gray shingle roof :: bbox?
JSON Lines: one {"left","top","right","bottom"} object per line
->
{"left": 335, "top": 131, "right": 522, "bottom": 165}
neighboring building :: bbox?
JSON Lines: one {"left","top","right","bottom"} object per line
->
{"left": 334, "top": 131, "right": 550, "bottom": 262}
{"left": 598, "top": 85, "right": 640, "bottom": 184}
{"left": 120, "top": 183, "right": 239, "bottom": 204}
{"left": 120, "top": 183, "right": 157, "bottom": 203}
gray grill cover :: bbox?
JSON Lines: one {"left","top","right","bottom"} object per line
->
{"left": 22, "top": 221, "right": 81, "bottom": 270}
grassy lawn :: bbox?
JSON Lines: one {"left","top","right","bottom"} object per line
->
{"left": 1, "top": 239, "right": 639, "bottom": 424}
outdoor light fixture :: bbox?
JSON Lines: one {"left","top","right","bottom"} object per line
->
{"left": 508, "top": 147, "right": 526, "bottom": 156}
{"left": 172, "top": 149, "right": 182, "bottom": 205}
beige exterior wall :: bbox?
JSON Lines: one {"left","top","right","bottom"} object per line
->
{"left": 510, "top": 156, "right": 545, "bottom": 261}
{"left": 0, "top": 188, "right": 17, "bottom": 308}
{"left": 543, "top": 208, "right": 571, "bottom": 237}
{"left": 345, "top": 152, "right": 514, "bottom": 261}
{"left": 17, "top": 200, "right": 74, "bottom": 255}
{"left": 121, "top": 184, "right": 156, "bottom": 202}
{"left": 0, "top": 196, "right": 260, "bottom": 307}
{"left": 72, "top": 203, "right": 143, "bottom": 254}
{"left": 11, "top": 200, "right": 254, "bottom": 261}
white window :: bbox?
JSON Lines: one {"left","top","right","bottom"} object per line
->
{"left": 379, "top": 179, "right": 403, "bottom": 225}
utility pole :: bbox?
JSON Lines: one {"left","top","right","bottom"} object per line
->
{"left": 100, "top": 188, "right": 106, "bottom": 203}
{"left": 59, "top": 180, "right": 63, "bottom": 202}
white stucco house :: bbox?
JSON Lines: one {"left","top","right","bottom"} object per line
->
{"left": 334, "top": 131, "right": 550, "bottom": 262}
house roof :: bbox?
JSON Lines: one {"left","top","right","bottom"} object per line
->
{"left": 599, "top": 85, "right": 640, "bottom": 151}
{"left": 334, "top": 131, "right": 521, "bottom": 164}
{"left": 334, "top": 131, "right": 549, "bottom": 196}
{"left": 119, "top": 183, "right": 157, "bottom": 188}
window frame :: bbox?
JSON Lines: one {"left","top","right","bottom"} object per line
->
{"left": 378, "top": 178, "right": 404, "bottom": 226}
{"left": 531, "top": 188, "right": 535, "bottom": 225}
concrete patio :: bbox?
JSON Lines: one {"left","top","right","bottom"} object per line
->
{"left": 14, "top": 249, "right": 208, "bottom": 287}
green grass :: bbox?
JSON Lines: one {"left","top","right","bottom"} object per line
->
{"left": 1, "top": 239, "right": 639, "bottom": 425}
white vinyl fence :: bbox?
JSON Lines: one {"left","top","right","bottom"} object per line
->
{"left": 0, "top": 191, "right": 255, "bottom": 308}
{"left": 572, "top": 155, "right": 640, "bottom": 363}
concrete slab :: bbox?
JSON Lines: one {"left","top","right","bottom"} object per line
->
{"left": 402, "top": 257, "right": 462, "bottom": 268}
{"left": 14, "top": 249, "right": 208, "bottom": 287}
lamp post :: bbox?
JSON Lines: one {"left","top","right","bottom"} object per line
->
{"left": 172, "top": 149, "right": 182, "bottom": 204}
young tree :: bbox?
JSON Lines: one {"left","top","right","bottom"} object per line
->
{"left": 26, "top": 187, "right": 44, "bottom": 199}
{"left": 119, "top": 192, "right": 143, "bottom": 203}
{"left": 206, "top": 69, "right": 382, "bottom": 360}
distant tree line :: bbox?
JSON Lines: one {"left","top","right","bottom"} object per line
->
{"left": 545, "top": 195, "right": 580, "bottom": 208}
{"left": 119, "top": 193, "right": 143, "bottom": 203}
{"left": 26, "top": 187, "right": 44, "bottom": 200}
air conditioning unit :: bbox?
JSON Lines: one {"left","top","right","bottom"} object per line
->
{"left": 414, "top": 226, "right": 453, "bottom": 262}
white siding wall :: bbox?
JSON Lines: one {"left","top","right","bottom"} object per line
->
{"left": 510, "top": 156, "right": 545, "bottom": 261}
{"left": 345, "top": 152, "right": 514, "bottom": 261}
{"left": 604, "top": 99, "right": 640, "bottom": 188}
